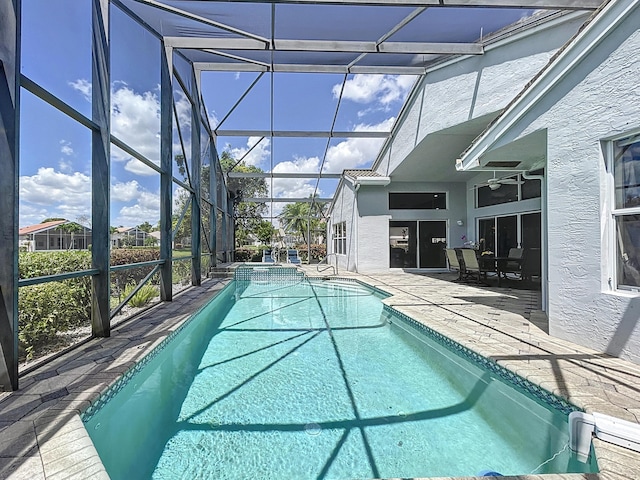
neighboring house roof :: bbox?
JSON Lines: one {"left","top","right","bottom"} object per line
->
{"left": 19, "top": 220, "right": 68, "bottom": 236}
{"left": 457, "top": 0, "right": 623, "bottom": 171}
{"left": 149, "top": 231, "right": 161, "bottom": 240}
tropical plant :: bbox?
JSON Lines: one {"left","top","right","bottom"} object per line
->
{"left": 278, "top": 198, "right": 328, "bottom": 244}
{"left": 220, "top": 150, "right": 269, "bottom": 246}
{"left": 122, "top": 282, "right": 159, "bottom": 308}
{"left": 255, "top": 220, "right": 276, "bottom": 245}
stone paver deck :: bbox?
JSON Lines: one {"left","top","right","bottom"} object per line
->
{"left": 1, "top": 268, "right": 640, "bottom": 479}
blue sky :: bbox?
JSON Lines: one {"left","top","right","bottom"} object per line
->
{"left": 17, "top": 0, "right": 529, "bottom": 228}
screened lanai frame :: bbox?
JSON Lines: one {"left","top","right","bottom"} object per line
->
{"left": 0, "top": 0, "right": 603, "bottom": 391}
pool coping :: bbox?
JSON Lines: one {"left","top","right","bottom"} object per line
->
{"left": 2, "top": 269, "right": 640, "bottom": 479}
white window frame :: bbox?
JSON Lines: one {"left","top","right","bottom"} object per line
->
{"left": 608, "top": 131, "right": 640, "bottom": 292}
{"left": 333, "top": 222, "right": 346, "bottom": 255}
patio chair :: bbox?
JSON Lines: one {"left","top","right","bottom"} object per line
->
{"left": 287, "top": 249, "right": 301, "bottom": 265}
{"left": 460, "top": 248, "right": 495, "bottom": 284}
{"left": 262, "top": 249, "right": 275, "bottom": 263}
{"left": 520, "top": 248, "right": 541, "bottom": 281}
{"left": 501, "top": 247, "right": 524, "bottom": 278}
{"left": 445, "top": 248, "right": 464, "bottom": 281}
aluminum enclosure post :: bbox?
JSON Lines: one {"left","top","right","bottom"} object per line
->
{"left": 91, "top": 0, "right": 111, "bottom": 337}
{"left": 210, "top": 144, "right": 217, "bottom": 267}
{"left": 0, "top": 0, "right": 20, "bottom": 391}
{"left": 160, "top": 45, "right": 173, "bottom": 301}
{"left": 191, "top": 80, "right": 201, "bottom": 286}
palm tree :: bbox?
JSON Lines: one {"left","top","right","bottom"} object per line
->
{"left": 279, "top": 202, "right": 311, "bottom": 243}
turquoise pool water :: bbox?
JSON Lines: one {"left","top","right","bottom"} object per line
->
{"left": 84, "top": 274, "right": 597, "bottom": 479}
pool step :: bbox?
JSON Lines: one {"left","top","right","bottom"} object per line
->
{"left": 208, "top": 266, "right": 235, "bottom": 278}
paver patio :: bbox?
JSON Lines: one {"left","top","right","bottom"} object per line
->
{"left": 1, "top": 267, "right": 639, "bottom": 479}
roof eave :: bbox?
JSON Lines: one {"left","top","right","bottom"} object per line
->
{"left": 457, "top": 0, "right": 630, "bottom": 171}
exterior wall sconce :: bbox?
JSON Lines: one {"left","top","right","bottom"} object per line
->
{"left": 456, "top": 220, "right": 464, "bottom": 226}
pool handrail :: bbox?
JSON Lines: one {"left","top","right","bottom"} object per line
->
{"left": 316, "top": 253, "right": 337, "bottom": 276}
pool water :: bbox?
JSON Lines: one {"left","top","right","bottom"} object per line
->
{"left": 84, "top": 276, "right": 598, "bottom": 479}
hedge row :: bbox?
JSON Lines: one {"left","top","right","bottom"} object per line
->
{"left": 19, "top": 249, "right": 162, "bottom": 361}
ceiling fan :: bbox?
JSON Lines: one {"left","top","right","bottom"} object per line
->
{"left": 474, "top": 173, "right": 524, "bottom": 191}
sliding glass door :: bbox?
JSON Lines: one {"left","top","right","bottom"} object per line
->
{"left": 389, "top": 221, "right": 417, "bottom": 268}
{"left": 389, "top": 220, "right": 447, "bottom": 268}
{"left": 477, "top": 212, "right": 540, "bottom": 256}
{"left": 419, "top": 221, "right": 447, "bottom": 268}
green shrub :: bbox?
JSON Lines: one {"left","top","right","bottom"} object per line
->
{"left": 234, "top": 249, "right": 252, "bottom": 262}
{"left": 18, "top": 279, "right": 91, "bottom": 360}
{"left": 172, "top": 260, "right": 192, "bottom": 285}
{"left": 19, "top": 251, "right": 92, "bottom": 279}
{"left": 122, "top": 282, "right": 159, "bottom": 308}
{"left": 110, "top": 248, "right": 161, "bottom": 287}
{"left": 294, "top": 244, "right": 326, "bottom": 262}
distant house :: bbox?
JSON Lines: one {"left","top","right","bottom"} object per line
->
{"left": 19, "top": 220, "right": 92, "bottom": 251}
{"left": 111, "top": 227, "right": 149, "bottom": 248}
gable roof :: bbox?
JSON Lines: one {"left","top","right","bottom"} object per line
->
{"left": 19, "top": 220, "right": 68, "bottom": 236}
{"left": 456, "top": 0, "right": 634, "bottom": 171}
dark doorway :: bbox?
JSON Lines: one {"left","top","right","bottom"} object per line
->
{"left": 497, "top": 215, "right": 518, "bottom": 257}
{"left": 521, "top": 212, "right": 541, "bottom": 249}
{"left": 419, "top": 221, "right": 447, "bottom": 268}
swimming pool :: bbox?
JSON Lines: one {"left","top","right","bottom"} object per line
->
{"left": 83, "top": 269, "right": 598, "bottom": 479}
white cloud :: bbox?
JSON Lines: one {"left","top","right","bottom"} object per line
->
{"left": 20, "top": 167, "right": 91, "bottom": 205}
{"left": 60, "top": 140, "right": 74, "bottom": 156}
{"left": 227, "top": 137, "right": 270, "bottom": 168}
{"left": 112, "top": 180, "right": 143, "bottom": 202}
{"left": 19, "top": 167, "right": 92, "bottom": 223}
{"left": 333, "top": 74, "right": 416, "bottom": 106}
{"left": 18, "top": 167, "right": 162, "bottom": 227}
{"left": 110, "top": 85, "right": 161, "bottom": 175}
{"left": 69, "top": 79, "right": 92, "bottom": 101}
{"left": 115, "top": 191, "right": 160, "bottom": 227}
{"left": 270, "top": 156, "right": 320, "bottom": 199}
{"left": 174, "top": 89, "right": 192, "bottom": 131}
{"left": 323, "top": 118, "right": 395, "bottom": 173}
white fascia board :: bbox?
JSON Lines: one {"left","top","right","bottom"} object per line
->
{"left": 457, "top": 0, "right": 636, "bottom": 171}
{"left": 354, "top": 176, "right": 391, "bottom": 186}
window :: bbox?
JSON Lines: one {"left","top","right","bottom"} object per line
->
{"left": 389, "top": 193, "right": 446, "bottom": 210}
{"left": 333, "top": 222, "right": 346, "bottom": 255}
{"left": 476, "top": 171, "right": 542, "bottom": 207}
{"left": 477, "top": 183, "right": 518, "bottom": 207}
{"left": 612, "top": 135, "right": 640, "bottom": 289}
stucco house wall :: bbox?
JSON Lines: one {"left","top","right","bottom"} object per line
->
{"left": 467, "top": 4, "right": 640, "bottom": 362}
{"left": 330, "top": 181, "right": 469, "bottom": 274}
{"left": 329, "top": 180, "right": 358, "bottom": 272}
{"left": 375, "top": 12, "right": 588, "bottom": 177}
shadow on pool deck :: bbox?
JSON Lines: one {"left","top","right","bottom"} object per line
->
{"left": 1, "top": 270, "right": 640, "bottom": 479}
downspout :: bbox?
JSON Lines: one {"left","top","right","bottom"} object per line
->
{"left": 522, "top": 170, "right": 547, "bottom": 312}
{"left": 354, "top": 182, "right": 360, "bottom": 273}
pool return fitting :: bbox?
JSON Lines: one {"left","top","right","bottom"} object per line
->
{"left": 569, "top": 411, "right": 640, "bottom": 462}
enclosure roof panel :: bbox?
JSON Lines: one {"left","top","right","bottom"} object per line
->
{"left": 113, "top": 0, "right": 602, "bottom": 209}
